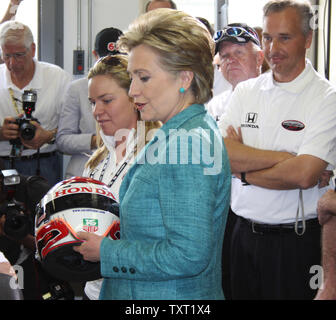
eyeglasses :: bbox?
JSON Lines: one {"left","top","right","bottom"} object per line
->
{"left": 214, "top": 26, "right": 260, "bottom": 47}
{"left": 2, "top": 50, "right": 29, "bottom": 61}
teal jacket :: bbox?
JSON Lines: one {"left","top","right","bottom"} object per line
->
{"left": 99, "top": 104, "right": 231, "bottom": 300}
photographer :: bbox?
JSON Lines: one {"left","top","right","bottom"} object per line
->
{"left": 0, "top": 21, "right": 71, "bottom": 186}
{"left": 0, "top": 164, "right": 46, "bottom": 299}
{"left": 0, "top": 163, "right": 74, "bottom": 300}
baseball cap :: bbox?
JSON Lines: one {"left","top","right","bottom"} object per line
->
{"left": 94, "top": 27, "right": 123, "bottom": 57}
{"left": 214, "top": 23, "right": 261, "bottom": 54}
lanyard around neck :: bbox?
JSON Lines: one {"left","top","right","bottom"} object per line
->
{"left": 90, "top": 136, "right": 137, "bottom": 188}
{"left": 8, "top": 88, "right": 21, "bottom": 115}
{"left": 90, "top": 150, "right": 134, "bottom": 188}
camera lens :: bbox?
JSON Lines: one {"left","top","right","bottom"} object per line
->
{"left": 20, "top": 122, "right": 36, "bottom": 140}
{"left": 4, "top": 211, "right": 30, "bottom": 240}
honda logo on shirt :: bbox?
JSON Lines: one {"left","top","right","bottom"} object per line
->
{"left": 246, "top": 113, "right": 258, "bottom": 124}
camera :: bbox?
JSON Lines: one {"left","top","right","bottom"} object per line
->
{"left": 10, "top": 90, "right": 38, "bottom": 148}
{"left": 0, "top": 169, "right": 30, "bottom": 240}
{"left": 0, "top": 170, "right": 75, "bottom": 300}
{"left": 16, "top": 90, "right": 38, "bottom": 141}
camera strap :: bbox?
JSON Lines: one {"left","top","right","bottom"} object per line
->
{"left": 8, "top": 89, "right": 24, "bottom": 159}
{"left": 8, "top": 88, "right": 21, "bottom": 115}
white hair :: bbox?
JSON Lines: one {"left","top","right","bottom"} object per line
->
{"left": 0, "top": 21, "right": 34, "bottom": 48}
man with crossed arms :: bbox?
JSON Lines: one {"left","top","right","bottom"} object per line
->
{"left": 219, "top": 0, "right": 336, "bottom": 300}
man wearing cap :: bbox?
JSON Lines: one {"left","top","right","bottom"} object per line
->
{"left": 218, "top": 0, "right": 336, "bottom": 299}
{"left": 56, "top": 27, "right": 123, "bottom": 179}
{"left": 207, "top": 23, "right": 264, "bottom": 121}
{"left": 207, "top": 23, "right": 264, "bottom": 300}
{"left": 0, "top": 21, "right": 71, "bottom": 186}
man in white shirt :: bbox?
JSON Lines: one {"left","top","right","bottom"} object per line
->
{"left": 219, "top": 0, "right": 336, "bottom": 299}
{"left": 207, "top": 23, "right": 264, "bottom": 121}
{"left": 207, "top": 23, "right": 264, "bottom": 300}
{"left": 0, "top": 21, "right": 71, "bottom": 186}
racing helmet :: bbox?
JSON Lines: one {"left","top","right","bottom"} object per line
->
{"left": 35, "top": 177, "right": 120, "bottom": 282}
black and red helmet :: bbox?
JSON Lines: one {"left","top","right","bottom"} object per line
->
{"left": 35, "top": 177, "right": 120, "bottom": 282}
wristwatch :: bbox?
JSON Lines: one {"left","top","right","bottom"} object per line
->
{"left": 241, "top": 172, "right": 250, "bottom": 186}
{"left": 48, "top": 128, "right": 57, "bottom": 144}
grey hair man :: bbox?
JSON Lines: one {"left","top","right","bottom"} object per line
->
{"left": 207, "top": 23, "right": 264, "bottom": 121}
{"left": 0, "top": 21, "right": 71, "bottom": 186}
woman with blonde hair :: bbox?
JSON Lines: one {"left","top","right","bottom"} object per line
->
{"left": 80, "top": 54, "right": 160, "bottom": 299}
{"left": 75, "top": 9, "right": 231, "bottom": 300}
{"left": 85, "top": 54, "right": 159, "bottom": 179}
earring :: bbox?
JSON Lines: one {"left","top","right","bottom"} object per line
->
{"left": 179, "top": 87, "right": 186, "bottom": 93}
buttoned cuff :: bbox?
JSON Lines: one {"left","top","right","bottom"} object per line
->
{"left": 100, "top": 237, "right": 137, "bottom": 278}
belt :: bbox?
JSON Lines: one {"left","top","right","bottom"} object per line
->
{"left": 1, "top": 151, "right": 57, "bottom": 161}
{"left": 237, "top": 215, "right": 320, "bottom": 235}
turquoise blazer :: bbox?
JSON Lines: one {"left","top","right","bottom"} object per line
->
{"left": 99, "top": 104, "right": 231, "bottom": 300}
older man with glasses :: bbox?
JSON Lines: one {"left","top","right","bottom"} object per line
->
{"left": 207, "top": 23, "right": 264, "bottom": 122}
{"left": 206, "top": 23, "right": 264, "bottom": 300}
{"left": 0, "top": 21, "right": 71, "bottom": 186}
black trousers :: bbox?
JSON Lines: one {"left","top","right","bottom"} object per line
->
{"left": 230, "top": 213, "right": 321, "bottom": 300}
{"left": 222, "top": 207, "right": 236, "bottom": 300}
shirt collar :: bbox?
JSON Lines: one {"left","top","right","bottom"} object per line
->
{"left": 261, "top": 59, "right": 315, "bottom": 94}
{"left": 100, "top": 128, "right": 136, "bottom": 155}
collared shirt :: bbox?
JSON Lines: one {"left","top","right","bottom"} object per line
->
{"left": 219, "top": 60, "right": 336, "bottom": 224}
{"left": 206, "top": 88, "right": 233, "bottom": 121}
{"left": 0, "top": 59, "right": 71, "bottom": 156}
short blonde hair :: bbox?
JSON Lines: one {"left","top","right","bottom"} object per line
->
{"left": 118, "top": 8, "right": 215, "bottom": 104}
